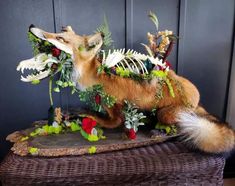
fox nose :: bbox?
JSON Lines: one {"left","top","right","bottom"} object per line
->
{"left": 29, "top": 24, "right": 35, "bottom": 30}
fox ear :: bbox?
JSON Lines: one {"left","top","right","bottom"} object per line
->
{"left": 87, "top": 33, "right": 102, "bottom": 45}
{"left": 87, "top": 33, "right": 103, "bottom": 53}
{"left": 62, "top": 26, "right": 75, "bottom": 34}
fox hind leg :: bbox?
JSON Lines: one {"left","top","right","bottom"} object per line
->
{"left": 157, "top": 105, "right": 185, "bottom": 125}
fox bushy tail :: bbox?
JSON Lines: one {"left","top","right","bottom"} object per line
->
{"left": 177, "top": 106, "right": 235, "bottom": 154}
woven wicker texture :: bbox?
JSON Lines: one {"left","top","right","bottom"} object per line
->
{"left": 0, "top": 142, "right": 225, "bottom": 186}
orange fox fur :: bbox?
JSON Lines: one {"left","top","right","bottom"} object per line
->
{"left": 30, "top": 26, "right": 235, "bottom": 154}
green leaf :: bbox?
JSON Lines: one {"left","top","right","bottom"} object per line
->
{"left": 88, "top": 135, "right": 99, "bottom": 142}
{"left": 31, "top": 79, "right": 40, "bottom": 85}
{"left": 53, "top": 87, "right": 60, "bottom": 92}
{"left": 148, "top": 11, "right": 159, "bottom": 30}
{"left": 71, "top": 122, "right": 81, "bottom": 132}
{"left": 54, "top": 126, "right": 62, "bottom": 134}
{"left": 56, "top": 80, "right": 63, "bottom": 86}
{"left": 68, "top": 81, "right": 74, "bottom": 87}
{"left": 116, "top": 67, "right": 130, "bottom": 77}
{"left": 48, "top": 126, "right": 55, "bottom": 134}
{"left": 151, "top": 70, "right": 167, "bottom": 78}
{"left": 95, "top": 15, "right": 113, "bottom": 48}
{"left": 20, "top": 136, "right": 29, "bottom": 141}
{"left": 62, "top": 82, "right": 68, "bottom": 88}
{"left": 165, "top": 126, "right": 171, "bottom": 134}
{"left": 78, "top": 45, "right": 85, "bottom": 51}
{"left": 80, "top": 128, "right": 89, "bottom": 139}
{"left": 30, "top": 131, "right": 37, "bottom": 137}
{"left": 42, "top": 125, "right": 49, "bottom": 133}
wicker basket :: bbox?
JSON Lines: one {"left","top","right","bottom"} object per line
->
{"left": 0, "top": 142, "right": 225, "bottom": 186}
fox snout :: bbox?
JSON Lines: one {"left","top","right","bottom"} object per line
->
{"left": 29, "top": 24, "right": 35, "bottom": 30}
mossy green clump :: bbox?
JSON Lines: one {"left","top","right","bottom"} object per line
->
{"left": 155, "top": 122, "right": 177, "bottom": 135}
{"left": 29, "top": 147, "right": 39, "bottom": 155}
{"left": 88, "top": 146, "right": 97, "bottom": 154}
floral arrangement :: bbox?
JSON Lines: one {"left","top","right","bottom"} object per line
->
{"left": 21, "top": 108, "right": 106, "bottom": 155}
{"left": 16, "top": 12, "right": 178, "bottom": 144}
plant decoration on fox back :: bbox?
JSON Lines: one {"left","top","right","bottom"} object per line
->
{"left": 11, "top": 11, "right": 235, "bottom": 157}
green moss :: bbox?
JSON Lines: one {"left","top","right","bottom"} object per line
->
{"left": 165, "top": 78, "right": 175, "bottom": 98}
{"left": 88, "top": 146, "right": 97, "bottom": 154}
{"left": 71, "top": 122, "right": 81, "bottom": 132}
{"left": 29, "top": 147, "right": 39, "bottom": 155}
{"left": 116, "top": 67, "right": 131, "bottom": 77}
{"left": 20, "top": 136, "right": 29, "bottom": 142}
{"left": 88, "top": 135, "right": 99, "bottom": 142}
{"left": 155, "top": 122, "right": 177, "bottom": 135}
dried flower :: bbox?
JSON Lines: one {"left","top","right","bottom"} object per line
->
{"left": 54, "top": 107, "right": 62, "bottom": 124}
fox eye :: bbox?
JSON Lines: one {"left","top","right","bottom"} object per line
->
{"left": 56, "top": 36, "right": 68, "bottom": 43}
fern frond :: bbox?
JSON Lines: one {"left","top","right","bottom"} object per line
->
{"left": 96, "top": 15, "right": 113, "bottom": 48}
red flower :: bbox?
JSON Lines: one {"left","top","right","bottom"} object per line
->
{"left": 157, "top": 65, "right": 164, "bottom": 71}
{"left": 165, "top": 61, "right": 172, "bottom": 69}
{"left": 51, "top": 47, "right": 61, "bottom": 57}
{"left": 82, "top": 117, "right": 97, "bottom": 134}
{"left": 95, "top": 94, "right": 102, "bottom": 105}
{"left": 128, "top": 129, "right": 136, "bottom": 140}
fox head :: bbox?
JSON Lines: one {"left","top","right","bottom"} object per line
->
{"left": 30, "top": 25, "right": 103, "bottom": 61}
{"left": 17, "top": 25, "right": 103, "bottom": 82}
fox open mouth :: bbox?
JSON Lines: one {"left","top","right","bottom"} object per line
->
{"left": 17, "top": 53, "right": 58, "bottom": 82}
{"left": 16, "top": 27, "right": 72, "bottom": 83}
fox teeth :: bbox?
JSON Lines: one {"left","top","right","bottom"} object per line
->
{"left": 17, "top": 53, "right": 49, "bottom": 73}
{"left": 20, "top": 70, "right": 50, "bottom": 82}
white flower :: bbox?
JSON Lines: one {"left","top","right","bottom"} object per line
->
{"left": 52, "top": 121, "right": 59, "bottom": 128}
{"left": 91, "top": 128, "right": 98, "bottom": 136}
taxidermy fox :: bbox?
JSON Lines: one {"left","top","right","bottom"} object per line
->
{"left": 24, "top": 25, "right": 234, "bottom": 154}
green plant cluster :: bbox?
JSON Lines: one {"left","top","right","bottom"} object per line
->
{"left": 28, "top": 147, "right": 39, "bottom": 155}
{"left": 155, "top": 122, "right": 177, "bottom": 135}
{"left": 53, "top": 52, "right": 77, "bottom": 94}
{"left": 28, "top": 31, "right": 53, "bottom": 56}
{"left": 28, "top": 31, "right": 76, "bottom": 94}
{"left": 79, "top": 84, "right": 116, "bottom": 112}
{"left": 122, "top": 100, "right": 146, "bottom": 132}
{"left": 98, "top": 64, "right": 175, "bottom": 98}
{"left": 29, "top": 124, "right": 63, "bottom": 137}
{"left": 21, "top": 118, "right": 106, "bottom": 144}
